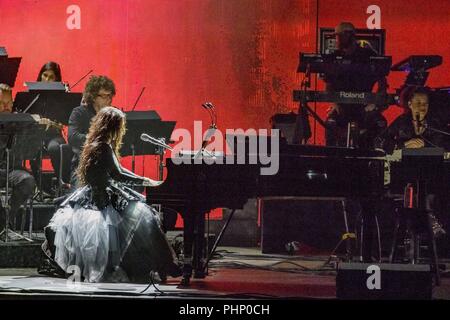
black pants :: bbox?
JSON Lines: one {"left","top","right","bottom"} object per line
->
{"left": 325, "top": 107, "right": 387, "bottom": 148}
{"left": 0, "top": 169, "right": 36, "bottom": 228}
{"left": 31, "top": 136, "right": 72, "bottom": 184}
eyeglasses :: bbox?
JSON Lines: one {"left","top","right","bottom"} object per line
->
{"left": 97, "top": 93, "right": 114, "bottom": 99}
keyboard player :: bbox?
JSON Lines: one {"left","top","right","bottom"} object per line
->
{"left": 0, "top": 84, "right": 36, "bottom": 230}
{"left": 324, "top": 22, "right": 388, "bottom": 148}
{"left": 320, "top": 22, "right": 389, "bottom": 261}
{"left": 376, "top": 86, "right": 450, "bottom": 152}
{"left": 377, "top": 86, "right": 450, "bottom": 237}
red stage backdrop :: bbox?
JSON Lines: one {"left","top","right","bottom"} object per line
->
{"left": 1, "top": 0, "right": 449, "bottom": 220}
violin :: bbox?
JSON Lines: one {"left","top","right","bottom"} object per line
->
{"left": 37, "top": 116, "right": 65, "bottom": 130}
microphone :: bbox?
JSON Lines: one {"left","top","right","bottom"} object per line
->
{"left": 202, "top": 102, "right": 214, "bottom": 109}
{"left": 415, "top": 112, "right": 421, "bottom": 123}
{"left": 140, "top": 133, "right": 173, "bottom": 150}
{"left": 413, "top": 112, "right": 423, "bottom": 135}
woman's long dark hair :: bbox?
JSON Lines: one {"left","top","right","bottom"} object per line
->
{"left": 37, "top": 61, "right": 62, "bottom": 82}
{"left": 77, "top": 107, "right": 126, "bottom": 186}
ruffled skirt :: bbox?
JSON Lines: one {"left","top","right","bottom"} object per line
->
{"left": 47, "top": 190, "right": 177, "bottom": 283}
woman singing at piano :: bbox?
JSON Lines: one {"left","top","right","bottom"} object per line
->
{"left": 39, "top": 107, "right": 181, "bottom": 282}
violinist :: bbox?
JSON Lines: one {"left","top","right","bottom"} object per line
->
{"left": 30, "top": 62, "right": 71, "bottom": 191}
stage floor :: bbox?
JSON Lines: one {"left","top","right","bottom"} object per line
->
{"left": 0, "top": 247, "right": 450, "bottom": 299}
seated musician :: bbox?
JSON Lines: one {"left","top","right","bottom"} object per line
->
{"left": 40, "top": 107, "right": 180, "bottom": 282}
{"left": 324, "top": 22, "right": 388, "bottom": 148}
{"left": 30, "top": 62, "right": 71, "bottom": 190}
{"left": 68, "top": 75, "right": 116, "bottom": 188}
{"left": 0, "top": 84, "right": 36, "bottom": 230}
{"left": 377, "top": 86, "right": 449, "bottom": 237}
{"left": 377, "top": 86, "right": 450, "bottom": 153}
{"left": 320, "top": 22, "right": 389, "bottom": 262}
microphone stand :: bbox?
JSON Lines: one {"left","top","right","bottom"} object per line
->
{"left": 139, "top": 134, "right": 172, "bottom": 216}
{"left": 425, "top": 125, "right": 450, "bottom": 137}
{"left": 416, "top": 123, "right": 450, "bottom": 149}
{"left": 156, "top": 138, "right": 166, "bottom": 181}
{"left": 194, "top": 103, "right": 217, "bottom": 159}
{"left": 0, "top": 133, "right": 33, "bottom": 242}
{"left": 129, "top": 87, "right": 147, "bottom": 171}
{"left": 0, "top": 135, "right": 13, "bottom": 242}
{"left": 141, "top": 134, "right": 173, "bottom": 180}
{"left": 194, "top": 102, "right": 218, "bottom": 276}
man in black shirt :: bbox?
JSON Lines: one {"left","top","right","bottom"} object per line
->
{"left": 68, "top": 76, "right": 116, "bottom": 188}
{"left": 324, "top": 22, "right": 388, "bottom": 148}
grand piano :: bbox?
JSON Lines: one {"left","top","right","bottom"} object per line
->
{"left": 146, "top": 139, "right": 386, "bottom": 285}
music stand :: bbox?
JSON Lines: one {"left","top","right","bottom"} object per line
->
{"left": 0, "top": 57, "right": 21, "bottom": 88}
{"left": 13, "top": 83, "right": 82, "bottom": 125}
{"left": 0, "top": 119, "right": 45, "bottom": 242}
{"left": 121, "top": 112, "right": 176, "bottom": 178}
{"left": 13, "top": 84, "right": 82, "bottom": 200}
{"left": 25, "top": 81, "right": 66, "bottom": 92}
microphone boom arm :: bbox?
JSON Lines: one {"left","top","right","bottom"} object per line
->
{"left": 140, "top": 133, "right": 173, "bottom": 150}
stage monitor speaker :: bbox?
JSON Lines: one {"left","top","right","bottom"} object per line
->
{"left": 336, "top": 262, "right": 432, "bottom": 300}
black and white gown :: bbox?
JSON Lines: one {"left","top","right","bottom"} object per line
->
{"left": 43, "top": 143, "right": 178, "bottom": 283}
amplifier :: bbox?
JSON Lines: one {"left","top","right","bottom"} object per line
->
{"left": 336, "top": 262, "right": 432, "bottom": 300}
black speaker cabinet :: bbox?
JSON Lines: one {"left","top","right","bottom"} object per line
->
{"left": 336, "top": 262, "right": 432, "bottom": 300}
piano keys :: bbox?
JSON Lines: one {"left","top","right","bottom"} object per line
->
{"left": 297, "top": 52, "right": 392, "bottom": 77}
{"left": 293, "top": 90, "right": 399, "bottom": 106}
